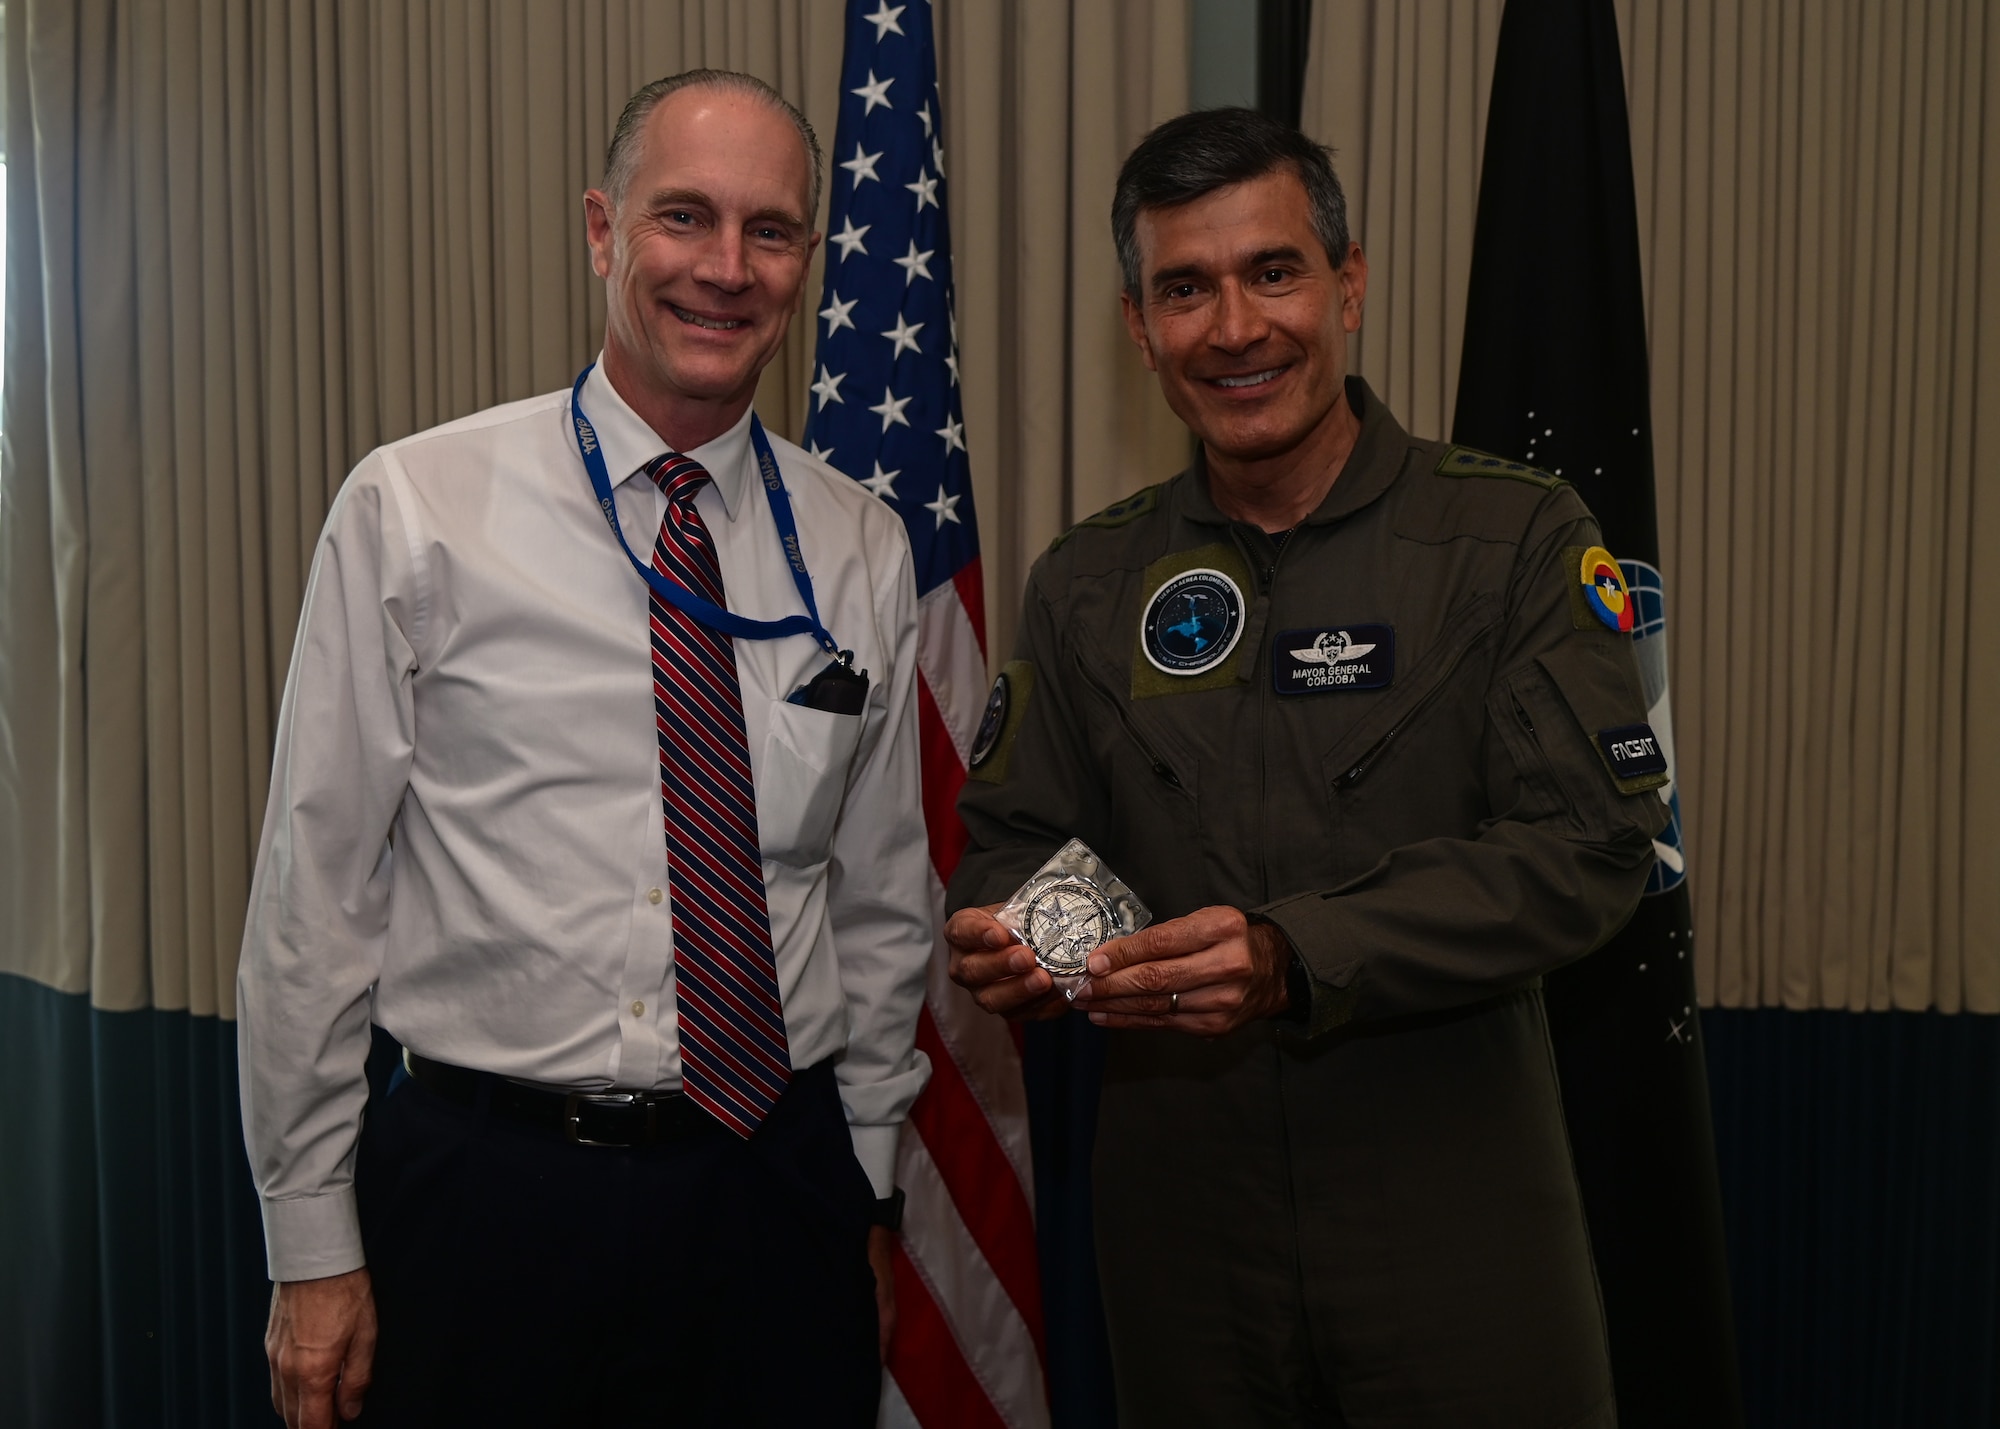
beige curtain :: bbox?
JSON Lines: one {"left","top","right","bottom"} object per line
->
{"left": 1302, "top": 0, "right": 1507, "bottom": 444}
{"left": 0, "top": 0, "right": 1185, "bottom": 1015}
{"left": 1303, "top": 0, "right": 2000, "bottom": 1014}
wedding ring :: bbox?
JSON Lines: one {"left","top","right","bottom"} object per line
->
{"left": 1169, "top": 991, "right": 1180, "bottom": 1014}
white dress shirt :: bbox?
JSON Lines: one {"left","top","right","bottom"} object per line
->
{"left": 238, "top": 361, "right": 934, "bottom": 1282}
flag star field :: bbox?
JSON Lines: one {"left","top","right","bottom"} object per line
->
{"left": 803, "top": 2, "right": 978, "bottom": 593}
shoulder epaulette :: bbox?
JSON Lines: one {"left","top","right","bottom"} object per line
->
{"left": 1047, "top": 483, "right": 1162, "bottom": 552}
{"left": 1435, "top": 444, "right": 1563, "bottom": 489}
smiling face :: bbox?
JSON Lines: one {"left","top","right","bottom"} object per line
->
{"left": 584, "top": 87, "right": 819, "bottom": 445}
{"left": 1120, "top": 168, "right": 1366, "bottom": 466}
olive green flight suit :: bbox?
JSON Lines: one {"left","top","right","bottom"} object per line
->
{"left": 951, "top": 378, "right": 1668, "bottom": 1429}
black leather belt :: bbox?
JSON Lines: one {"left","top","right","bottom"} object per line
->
{"left": 401, "top": 1050, "right": 712, "bottom": 1148}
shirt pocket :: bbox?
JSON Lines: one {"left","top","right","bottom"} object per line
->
{"left": 758, "top": 700, "right": 864, "bottom": 868}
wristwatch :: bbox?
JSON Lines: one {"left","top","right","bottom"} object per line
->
{"left": 871, "top": 1187, "right": 906, "bottom": 1232}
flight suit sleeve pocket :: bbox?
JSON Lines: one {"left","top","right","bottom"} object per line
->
{"left": 759, "top": 700, "right": 864, "bottom": 867}
{"left": 1535, "top": 641, "right": 1670, "bottom": 797}
{"left": 1498, "top": 641, "right": 1668, "bottom": 844}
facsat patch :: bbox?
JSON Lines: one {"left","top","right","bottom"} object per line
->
{"left": 1596, "top": 723, "right": 1669, "bottom": 781}
{"left": 1272, "top": 625, "right": 1395, "bottom": 694}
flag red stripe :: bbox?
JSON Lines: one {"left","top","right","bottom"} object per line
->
{"left": 888, "top": 1240, "right": 1014, "bottom": 1429}
{"left": 912, "top": 1003, "right": 1048, "bottom": 1360}
{"left": 916, "top": 678, "right": 971, "bottom": 884}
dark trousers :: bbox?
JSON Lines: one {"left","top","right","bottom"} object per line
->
{"left": 352, "top": 1058, "right": 880, "bottom": 1428}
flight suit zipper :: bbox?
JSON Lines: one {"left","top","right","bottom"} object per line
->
{"left": 1239, "top": 524, "right": 1289, "bottom": 910}
{"left": 1070, "top": 644, "right": 1188, "bottom": 791}
{"left": 1332, "top": 629, "right": 1493, "bottom": 790}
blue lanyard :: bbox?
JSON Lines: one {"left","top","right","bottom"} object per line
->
{"left": 570, "top": 364, "right": 839, "bottom": 656}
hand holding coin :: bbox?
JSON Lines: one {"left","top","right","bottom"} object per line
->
{"left": 945, "top": 903, "right": 1068, "bottom": 1021}
{"left": 950, "top": 839, "right": 1152, "bottom": 1019}
{"left": 1070, "top": 905, "right": 1294, "bottom": 1036}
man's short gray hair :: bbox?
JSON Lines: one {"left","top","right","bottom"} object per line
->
{"left": 603, "top": 69, "right": 824, "bottom": 222}
{"left": 1112, "top": 107, "right": 1352, "bottom": 299}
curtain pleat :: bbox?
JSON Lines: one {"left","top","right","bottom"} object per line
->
{"left": 1301, "top": 0, "right": 1506, "bottom": 445}
{"left": 0, "top": 975, "right": 291, "bottom": 1429}
{"left": 1703, "top": 1007, "right": 2000, "bottom": 1425}
{"left": 1303, "top": 0, "right": 2000, "bottom": 1013}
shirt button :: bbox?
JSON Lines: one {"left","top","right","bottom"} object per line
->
{"left": 647, "top": 888, "right": 664, "bottom": 905}
{"left": 631, "top": 1000, "right": 646, "bottom": 1017}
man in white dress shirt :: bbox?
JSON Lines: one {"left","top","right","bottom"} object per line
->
{"left": 238, "top": 71, "right": 932, "bottom": 1428}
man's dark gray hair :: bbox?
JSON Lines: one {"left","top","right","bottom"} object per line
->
{"left": 603, "top": 69, "right": 824, "bottom": 222}
{"left": 1112, "top": 107, "right": 1351, "bottom": 298}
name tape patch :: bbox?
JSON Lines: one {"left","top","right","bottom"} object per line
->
{"left": 1273, "top": 625, "right": 1395, "bottom": 694}
{"left": 1597, "top": 723, "right": 1668, "bottom": 781}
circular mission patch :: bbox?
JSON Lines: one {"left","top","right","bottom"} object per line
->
{"left": 969, "top": 673, "right": 1010, "bottom": 768}
{"left": 1141, "top": 567, "right": 1245, "bottom": 676}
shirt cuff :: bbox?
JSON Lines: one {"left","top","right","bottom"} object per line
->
{"left": 260, "top": 1189, "right": 367, "bottom": 1283}
{"left": 847, "top": 1122, "right": 901, "bottom": 1199}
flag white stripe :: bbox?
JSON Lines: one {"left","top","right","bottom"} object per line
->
{"left": 898, "top": 1131, "right": 1052, "bottom": 1429}
{"left": 919, "top": 903, "right": 1037, "bottom": 1188}
{"left": 878, "top": 1370, "right": 922, "bottom": 1429}
{"left": 917, "top": 580, "right": 991, "bottom": 764}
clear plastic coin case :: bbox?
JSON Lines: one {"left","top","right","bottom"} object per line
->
{"left": 995, "top": 838, "right": 1153, "bottom": 999}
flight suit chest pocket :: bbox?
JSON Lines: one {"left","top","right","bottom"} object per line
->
{"left": 1070, "top": 623, "right": 1202, "bottom": 798}
{"left": 1318, "top": 594, "right": 1502, "bottom": 792}
{"left": 1312, "top": 598, "right": 1501, "bottom": 875}
{"left": 758, "top": 700, "right": 864, "bottom": 867}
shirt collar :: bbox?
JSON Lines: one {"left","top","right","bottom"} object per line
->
{"left": 1177, "top": 376, "right": 1410, "bottom": 529}
{"left": 579, "top": 356, "right": 755, "bottom": 521}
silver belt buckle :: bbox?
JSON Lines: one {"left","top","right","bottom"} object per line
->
{"left": 563, "top": 1090, "right": 656, "bottom": 1146}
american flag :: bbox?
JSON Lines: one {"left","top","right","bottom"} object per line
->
{"left": 803, "top": 4, "right": 1050, "bottom": 1426}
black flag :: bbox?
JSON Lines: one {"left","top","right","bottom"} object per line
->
{"left": 1452, "top": 3, "right": 1743, "bottom": 1425}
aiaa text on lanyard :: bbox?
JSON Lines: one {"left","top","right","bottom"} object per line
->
{"left": 570, "top": 363, "right": 841, "bottom": 657}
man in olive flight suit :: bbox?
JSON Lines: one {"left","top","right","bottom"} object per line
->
{"left": 946, "top": 109, "right": 1671, "bottom": 1428}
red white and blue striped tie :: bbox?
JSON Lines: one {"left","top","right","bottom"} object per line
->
{"left": 646, "top": 452, "right": 792, "bottom": 1136}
